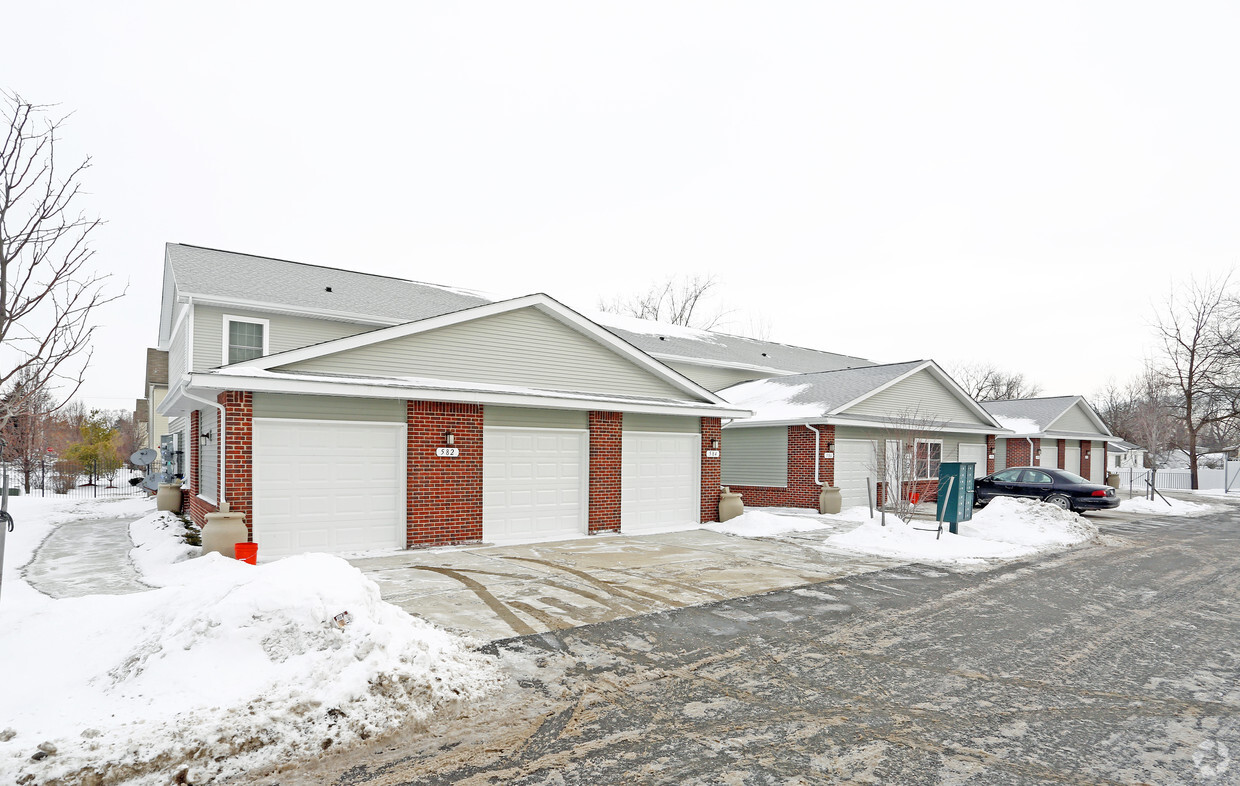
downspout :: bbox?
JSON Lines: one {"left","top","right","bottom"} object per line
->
{"left": 1026, "top": 437, "right": 1036, "bottom": 467}
{"left": 182, "top": 388, "right": 228, "bottom": 510}
{"left": 805, "top": 424, "right": 822, "bottom": 485}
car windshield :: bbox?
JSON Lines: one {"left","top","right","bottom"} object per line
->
{"left": 1058, "top": 471, "right": 1089, "bottom": 484}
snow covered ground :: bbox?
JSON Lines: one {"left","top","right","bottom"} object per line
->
{"left": 714, "top": 497, "right": 1101, "bottom": 566}
{"left": 0, "top": 496, "right": 502, "bottom": 785}
{"left": 1116, "top": 495, "right": 1216, "bottom": 516}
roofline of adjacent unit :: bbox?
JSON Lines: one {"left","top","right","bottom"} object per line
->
{"left": 722, "top": 417, "right": 1012, "bottom": 435}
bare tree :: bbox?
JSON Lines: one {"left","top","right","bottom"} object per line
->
{"left": 951, "top": 362, "right": 1042, "bottom": 402}
{"left": 599, "top": 274, "right": 731, "bottom": 330}
{"left": 1095, "top": 366, "right": 1179, "bottom": 468}
{"left": 1153, "top": 273, "right": 1240, "bottom": 488}
{"left": 0, "top": 370, "right": 56, "bottom": 492}
{"left": 0, "top": 92, "right": 119, "bottom": 433}
{"left": 865, "top": 409, "right": 948, "bottom": 522}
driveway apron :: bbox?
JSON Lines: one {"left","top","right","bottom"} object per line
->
{"left": 24, "top": 516, "right": 149, "bottom": 598}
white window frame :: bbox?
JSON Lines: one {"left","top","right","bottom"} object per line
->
{"left": 914, "top": 439, "right": 943, "bottom": 481}
{"left": 222, "top": 315, "right": 270, "bottom": 365}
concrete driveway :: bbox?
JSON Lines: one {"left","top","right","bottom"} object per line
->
{"left": 350, "top": 516, "right": 907, "bottom": 642}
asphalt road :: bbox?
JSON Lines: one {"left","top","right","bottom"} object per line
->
{"left": 260, "top": 508, "right": 1240, "bottom": 786}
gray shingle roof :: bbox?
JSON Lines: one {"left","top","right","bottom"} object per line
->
{"left": 719, "top": 360, "right": 927, "bottom": 421}
{"left": 166, "top": 244, "right": 491, "bottom": 322}
{"left": 980, "top": 396, "right": 1085, "bottom": 434}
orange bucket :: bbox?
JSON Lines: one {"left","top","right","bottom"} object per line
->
{"left": 909, "top": 492, "right": 920, "bottom": 504}
{"left": 234, "top": 542, "right": 258, "bottom": 565}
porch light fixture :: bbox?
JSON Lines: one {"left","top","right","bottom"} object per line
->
{"left": 826, "top": 441, "right": 834, "bottom": 452}
{"left": 711, "top": 438, "right": 720, "bottom": 450}
{"left": 443, "top": 430, "right": 455, "bottom": 446}
{"left": 1084, "top": 451, "right": 1090, "bottom": 460}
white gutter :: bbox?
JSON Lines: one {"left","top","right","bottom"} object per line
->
{"left": 805, "top": 424, "right": 823, "bottom": 486}
{"left": 181, "top": 389, "right": 228, "bottom": 510}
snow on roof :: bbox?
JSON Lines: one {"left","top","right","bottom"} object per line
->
{"left": 592, "top": 310, "right": 873, "bottom": 375}
{"left": 992, "top": 416, "right": 1043, "bottom": 434}
{"left": 720, "top": 361, "right": 925, "bottom": 423}
{"left": 980, "top": 397, "right": 1078, "bottom": 434}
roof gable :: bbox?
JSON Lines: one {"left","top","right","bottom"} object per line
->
{"left": 252, "top": 295, "right": 719, "bottom": 404}
{"left": 1046, "top": 398, "right": 1112, "bottom": 436}
{"left": 841, "top": 366, "right": 993, "bottom": 427}
{"left": 981, "top": 396, "right": 1112, "bottom": 437}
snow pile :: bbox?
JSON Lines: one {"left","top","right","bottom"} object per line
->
{"left": 706, "top": 509, "right": 832, "bottom": 537}
{"left": 128, "top": 510, "right": 200, "bottom": 582}
{"left": 1, "top": 505, "right": 502, "bottom": 785}
{"left": 1118, "top": 496, "right": 1214, "bottom": 516}
{"left": 826, "top": 497, "right": 1097, "bottom": 565}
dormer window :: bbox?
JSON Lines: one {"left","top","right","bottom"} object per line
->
{"left": 223, "top": 316, "right": 269, "bottom": 364}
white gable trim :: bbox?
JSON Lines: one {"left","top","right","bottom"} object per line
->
{"left": 1044, "top": 397, "right": 1115, "bottom": 437}
{"left": 158, "top": 372, "right": 751, "bottom": 420}
{"left": 722, "top": 416, "right": 1010, "bottom": 435}
{"left": 828, "top": 361, "right": 1006, "bottom": 430}
{"left": 225, "top": 293, "right": 727, "bottom": 405}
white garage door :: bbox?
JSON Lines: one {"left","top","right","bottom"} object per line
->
{"left": 1090, "top": 442, "right": 1105, "bottom": 484}
{"left": 1039, "top": 440, "right": 1058, "bottom": 469}
{"left": 958, "top": 443, "right": 988, "bottom": 479}
{"left": 484, "top": 428, "right": 587, "bottom": 544}
{"left": 622, "top": 432, "right": 700, "bottom": 531}
{"left": 1064, "top": 445, "right": 1081, "bottom": 477}
{"left": 835, "top": 439, "right": 877, "bottom": 508}
{"left": 253, "top": 419, "right": 405, "bottom": 557}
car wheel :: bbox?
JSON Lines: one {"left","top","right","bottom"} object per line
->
{"left": 1045, "top": 493, "right": 1072, "bottom": 511}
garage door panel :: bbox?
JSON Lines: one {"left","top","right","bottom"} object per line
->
{"left": 622, "top": 432, "right": 699, "bottom": 531}
{"left": 253, "top": 419, "right": 406, "bottom": 557}
{"left": 484, "top": 427, "right": 587, "bottom": 543}
{"left": 836, "top": 439, "right": 877, "bottom": 508}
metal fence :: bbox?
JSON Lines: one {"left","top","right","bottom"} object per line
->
{"left": 1115, "top": 465, "right": 1240, "bottom": 492}
{"left": 1, "top": 460, "right": 150, "bottom": 499}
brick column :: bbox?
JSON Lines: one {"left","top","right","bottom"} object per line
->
{"left": 407, "top": 401, "right": 483, "bottom": 547}
{"left": 700, "top": 417, "right": 721, "bottom": 522}
{"left": 1057, "top": 439, "right": 1066, "bottom": 469}
{"left": 1081, "top": 440, "right": 1094, "bottom": 481}
{"left": 1007, "top": 437, "right": 1033, "bottom": 466}
{"left": 986, "top": 434, "right": 996, "bottom": 475}
{"left": 186, "top": 410, "right": 200, "bottom": 518}
{"left": 221, "top": 391, "right": 253, "bottom": 538}
{"left": 588, "top": 411, "right": 622, "bottom": 534}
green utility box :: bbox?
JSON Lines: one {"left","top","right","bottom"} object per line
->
{"left": 935, "top": 461, "right": 975, "bottom": 533}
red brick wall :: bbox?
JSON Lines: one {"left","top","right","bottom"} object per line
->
{"left": 221, "top": 392, "right": 253, "bottom": 538}
{"left": 187, "top": 410, "right": 199, "bottom": 519}
{"left": 1081, "top": 440, "right": 1095, "bottom": 480}
{"left": 700, "top": 417, "right": 721, "bottom": 522}
{"left": 407, "top": 401, "right": 483, "bottom": 547}
{"left": 986, "top": 434, "right": 996, "bottom": 476}
{"left": 1006, "top": 437, "right": 1037, "bottom": 467}
{"left": 728, "top": 424, "right": 834, "bottom": 509}
{"left": 1055, "top": 439, "right": 1065, "bottom": 469}
{"left": 589, "top": 411, "right": 622, "bottom": 534}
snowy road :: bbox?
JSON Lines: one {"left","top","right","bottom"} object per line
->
{"left": 23, "top": 515, "right": 149, "bottom": 598}
{"left": 256, "top": 506, "right": 1240, "bottom": 785}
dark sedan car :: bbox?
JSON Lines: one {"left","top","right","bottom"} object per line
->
{"left": 975, "top": 466, "right": 1119, "bottom": 512}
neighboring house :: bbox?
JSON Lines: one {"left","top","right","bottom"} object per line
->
{"left": 135, "top": 348, "right": 170, "bottom": 450}
{"left": 716, "top": 360, "right": 1010, "bottom": 509}
{"left": 1107, "top": 440, "right": 1147, "bottom": 471}
{"left": 980, "top": 396, "right": 1114, "bottom": 485}
{"left": 594, "top": 312, "right": 872, "bottom": 392}
{"left": 154, "top": 244, "right": 749, "bottom": 557}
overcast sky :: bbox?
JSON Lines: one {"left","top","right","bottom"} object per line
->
{"left": 5, "top": 1, "right": 1239, "bottom": 413}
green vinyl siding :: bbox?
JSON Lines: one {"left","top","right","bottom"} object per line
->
{"left": 722, "top": 426, "right": 788, "bottom": 486}
{"left": 252, "top": 394, "right": 405, "bottom": 422}
{"left": 1050, "top": 402, "right": 1106, "bottom": 436}
{"left": 484, "top": 407, "right": 588, "bottom": 429}
{"left": 844, "top": 369, "right": 987, "bottom": 426}
{"left": 193, "top": 305, "right": 371, "bottom": 371}
{"left": 623, "top": 414, "right": 699, "bottom": 433}
{"left": 280, "top": 307, "right": 690, "bottom": 400}
{"left": 994, "top": 439, "right": 1008, "bottom": 470}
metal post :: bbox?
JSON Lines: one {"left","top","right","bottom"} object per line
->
{"left": 866, "top": 477, "right": 874, "bottom": 520}
{"left": 0, "top": 438, "right": 12, "bottom": 604}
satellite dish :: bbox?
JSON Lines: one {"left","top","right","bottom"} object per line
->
{"left": 141, "top": 471, "right": 172, "bottom": 492}
{"left": 130, "top": 448, "right": 159, "bottom": 466}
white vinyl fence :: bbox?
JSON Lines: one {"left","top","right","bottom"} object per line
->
{"left": 1116, "top": 465, "right": 1240, "bottom": 492}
